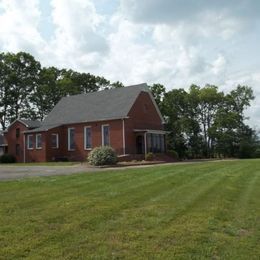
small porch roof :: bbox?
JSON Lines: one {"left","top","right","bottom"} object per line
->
{"left": 133, "top": 129, "right": 169, "bottom": 134}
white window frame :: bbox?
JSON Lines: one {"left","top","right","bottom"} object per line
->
{"left": 68, "top": 128, "right": 75, "bottom": 151}
{"left": 35, "top": 134, "right": 42, "bottom": 149}
{"left": 101, "top": 124, "right": 110, "bottom": 146}
{"left": 51, "top": 133, "right": 59, "bottom": 149}
{"left": 84, "top": 126, "right": 92, "bottom": 150}
{"left": 27, "top": 135, "right": 33, "bottom": 150}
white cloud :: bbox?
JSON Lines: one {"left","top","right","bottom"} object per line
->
{"left": 0, "top": 0, "right": 109, "bottom": 72}
{"left": 211, "top": 55, "right": 227, "bottom": 75}
{"left": 43, "top": 0, "right": 108, "bottom": 71}
{"left": 0, "top": 0, "right": 44, "bottom": 56}
{"left": 219, "top": 71, "right": 260, "bottom": 129}
{"left": 120, "top": 0, "right": 260, "bottom": 25}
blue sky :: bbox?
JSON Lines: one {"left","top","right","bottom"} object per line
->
{"left": 0, "top": 0, "right": 259, "bottom": 129}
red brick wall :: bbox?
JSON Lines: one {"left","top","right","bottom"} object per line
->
{"left": 24, "top": 132, "right": 47, "bottom": 162}
{"left": 124, "top": 91, "right": 164, "bottom": 154}
{"left": 128, "top": 91, "right": 163, "bottom": 130}
{"left": 4, "top": 121, "right": 27, "bottom": 162}
{"left": 26, "top": 120, "right": 125, "bottom": 162}
{"left": 61, "top": 120, "right": 124, "bottom": 161}
{"left": 44, "top": 126, "right": 64, "bottom": 162}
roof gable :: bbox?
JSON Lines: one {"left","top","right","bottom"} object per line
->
{"left": 19, "top": 119, "right": 42, "bottom": 128}
{"left": 128, "top": 91, "right": 165, "bottom": 124}
{"left": 7, "top": 119, "right": 41, "bottom": 130}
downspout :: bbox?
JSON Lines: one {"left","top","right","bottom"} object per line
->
{"left": 144, "top": 132, "right": 147, "bottom": 156}
{"left": 23, "top": 134, "right": 26, "bottom": 163}
{"left": 122, "top": 118, "right": 126, "bottom": 155}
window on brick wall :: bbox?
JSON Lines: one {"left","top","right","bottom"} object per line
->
{"left": 51, "top": 134, "right": 59, "bottom": 149}
{"left": 68, "top": 128, "right": 75, "bottom": 151}
{"left": 84, "top": 126, "right": 92, "bottom": 149}
{"left": 27, "top": 135, "right": 33, "bottom": 149}
{"left": 36, "top": 134, "right": 42, "bottom": 149}
{"left": 16, "top": 128, "right": 20, "bottom": 138}
{"left": 102, "top": 125, "right": 110, "bottom": 146}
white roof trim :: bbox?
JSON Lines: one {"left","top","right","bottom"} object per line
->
{"left": 134, "top": 129, "right": 169, "bottom": 134}
{"left": 7, "top": 119, "right": 29, "bottom": 129}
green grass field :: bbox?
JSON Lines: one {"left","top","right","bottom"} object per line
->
{"left": 0, "top": 160, "right": 259, "bottom": 259}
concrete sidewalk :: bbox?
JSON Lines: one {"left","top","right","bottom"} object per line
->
{"left": 0, "top": 164, "right": 102, "bottom": 181}
{"left": 0, "top": 159, "right": 228, "bottom": 181}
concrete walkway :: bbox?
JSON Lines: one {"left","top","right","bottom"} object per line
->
{"left": 0, "top": 159, "right": 230, "bottom": 181}
{"left": 0, "top": 164, "right": 102, "bottom": 181}
{"left": 0, "top": 163, "right": 162, "bottom": 181}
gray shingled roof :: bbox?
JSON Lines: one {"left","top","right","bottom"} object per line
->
{"left": 19, "top": 119, "right": 42, "bottom": 129}
{"left": 6, "top": 119, "right": 42, "bottom": 132}
{"left": 27, "top": 83, "right": 157, "bottom": 133}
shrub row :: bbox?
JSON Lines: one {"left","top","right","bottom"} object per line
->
{"left": 0, "top": 154, "right": 16, "bottom": 163}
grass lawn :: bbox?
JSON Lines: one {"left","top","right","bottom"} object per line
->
{"left": 0, "top": 160, "right": 259, "bottom": 259}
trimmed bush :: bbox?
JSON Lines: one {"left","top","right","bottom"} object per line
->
{"left": 254, "top": 148, "right": 260, "bottom": 158}
{"left": 168, "top": 150, "right": 179, "bottom": 160}
{"left": 88, "top": 146, "right": 117, "bottom": 166}
{"left": 145, "top": 152, "right": 154, "bottom": 161}
{"left": 0, "top": 154, "right": 16, "bottom": 163}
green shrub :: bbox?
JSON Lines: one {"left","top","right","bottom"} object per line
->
{"left": 254, "top": 148, "right": 260, "bottom": 158}
{"left": 0, "top": 154, "right": 16, "bottom": 163}
{"left": 168, "top": 150, "right": 179, "bottom": 160}
{"left": 145, "top": 152, "right": 154, "bottom": 161}
{"left": 88, "top": 146, "right": 117, "bottom": 166}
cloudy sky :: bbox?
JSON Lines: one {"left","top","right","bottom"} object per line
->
{"left": 0, "top": 0, "right": 259, "bottom": 128}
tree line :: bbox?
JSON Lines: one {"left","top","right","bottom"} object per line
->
{"left": 0, "top": 51, "right": 259, "bottom": 158}
{"left": 150, "top": 84, "right": 260, "bottom": 159}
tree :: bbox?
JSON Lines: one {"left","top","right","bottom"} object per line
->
{"left": 212, "top": 85, "right": 255, "bottom": 157}
{"left": 30, "top": 67, "right": 61, "bottom": 120}
{"left": 0, "top": 53, "right": 10, "bottom": 129}
{"left": 160, "top": 84, "right": 255, "bottom": 159}
{"left": 0, "top": 52, "right": 41, "bottom": 129}
{"left": 190, "top": 84, "right": 224, "bottom": 157}
{"left": 162, "top": 88, "right": 189, "bottom": 158}
{"left": 149, "top": 83, "right": 166, "bottom": 109}
{"left": 110, "top": 81, "right": 124, "bottom": 89}
{"left": 95, "top": 76, "right": 110, "bottom": 90}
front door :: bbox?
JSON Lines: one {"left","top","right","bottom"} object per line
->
{"left": 136, "top": 135, "right": 144, "bottom": 154}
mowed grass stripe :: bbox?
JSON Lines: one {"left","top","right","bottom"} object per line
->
{"left": 95, "top": 162, "right": 250, "bottom": 258}
{"left": 0, "top": 160, "right": 259, "bottom": 259}
{"left": 150, "top": 162, "right": 259, "bottom": 259}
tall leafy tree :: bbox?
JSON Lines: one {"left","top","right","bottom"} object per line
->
{"left": 150, "top": 83, "right": 166, "bottom": 110}
{"left": 30, "top": 67, "right": 61, "bottom": 120}
{"left": 0, "top": 53, "right": 10, "bottom": 130}
{"left": 162, "top": 88, "right": 189, "bottom": 158}
{"left": 212, "top": 85, "right": 255, "bottom": 157}
{"left": 194, "top": 84, "right": 224, "bottom": 157}
{"left": 0, "top": 52, "right": 41, "bottom": 128}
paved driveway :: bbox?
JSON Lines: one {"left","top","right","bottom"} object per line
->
{"left": 0, "top": 164, "right": 104, "bottom": 181}
{"left": 0, "top": 160, "right": 224, "bottom": 181}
